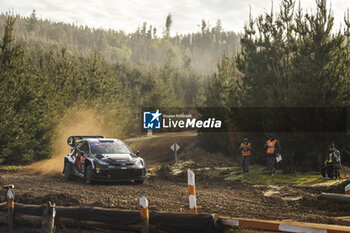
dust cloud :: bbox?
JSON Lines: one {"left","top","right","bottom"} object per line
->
{"left": 27, "top": 108, "right": 113, "bottom": 176}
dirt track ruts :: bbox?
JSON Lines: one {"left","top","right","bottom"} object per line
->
{"left": 1, "top": 170, "right": 350, "bottom": 226}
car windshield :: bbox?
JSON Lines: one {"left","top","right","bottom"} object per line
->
{"left": 90, "top": 142, "right": 131, "bottom": 154}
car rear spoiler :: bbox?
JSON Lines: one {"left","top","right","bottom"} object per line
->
{"left": 67, "top": 136, "right": 104, "bottom": 147}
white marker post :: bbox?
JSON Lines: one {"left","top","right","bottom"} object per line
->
{"left": 187, "top": 169, "right": 197, "bottom": 213}
{"left": 3, "top": 185, "right": 14, "bottom": 233}
{"left": 140, "top": 196, "right": 149, "bottom": 233}
{"left": 42, "top": 201, "right": 56, "bottom": 233}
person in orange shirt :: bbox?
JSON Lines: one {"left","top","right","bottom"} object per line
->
{"left": 264, "top": 134, "right": 281, "bottom": 176}
{"left": 239, "top": 138, "right": 251, "bottom": 173}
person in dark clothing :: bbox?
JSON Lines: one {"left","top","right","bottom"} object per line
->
{"left": 321, "top": 143, "right": 341, "bottom": 179}
{"left": 264, "top": 134, "right": 281, "bottom": 176}
{"left": 239, "top": 138, "right": 251, "bottom": 173}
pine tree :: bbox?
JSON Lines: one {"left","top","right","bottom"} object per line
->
{"left": 164, "top": 13, "right": 173, "bottom": 39}
{"left": 26, "top": 10, "right": 38, "bottom": 32}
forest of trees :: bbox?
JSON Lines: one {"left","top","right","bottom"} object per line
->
{"left": 0, "top": 0, "right": 349, "bottom": 170}
{"left": 202, "top": 0, "right": 350, "bottom": 170}
{"left": 0, "top": 11, "right": 240, "bottom": 75}
{"left": 0, "top": 13, "right": 211, "bottom": 164}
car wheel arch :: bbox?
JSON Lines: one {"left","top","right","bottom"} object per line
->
{"left": 84, "top": 159, "right": 94, "bottom": 175}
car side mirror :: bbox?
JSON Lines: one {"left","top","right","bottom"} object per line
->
{"left": 136, "top": 151, "right": 139, "bottom": 156}
{"left": 67, "top": 136, "right": 76, "bottom": 147}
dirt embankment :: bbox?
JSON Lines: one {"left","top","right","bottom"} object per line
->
{"left": 125, "top": 130, "right": 232, "bottom": 166}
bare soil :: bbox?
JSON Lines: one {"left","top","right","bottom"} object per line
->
{"left": 1, "top": 131, "right": 350, "bottom": 232}
{"left": 1, "top": 170, "right": 349, "bottom": 225}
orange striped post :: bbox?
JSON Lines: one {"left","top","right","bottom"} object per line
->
{"left": 346, "top": 184, "right": 350, "bottom": 195}
{"left": 3, "top": 185, "right": 15, "bottom": 233}
{"left": 140, "top": 196, "right": 149, "bottom": 233}
{"left": 187, "top": 169, "right": 197, "bottom": 213}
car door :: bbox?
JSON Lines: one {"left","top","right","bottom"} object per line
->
{"left": 80, "top": 141, "right": 90, "bottom": 173}
{"left": 75, "top": 141, "right": 87, "bottom": 174}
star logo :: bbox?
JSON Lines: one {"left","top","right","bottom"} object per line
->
{"left": 143, "top": 110, "right": 162, "bottom": 129}
{"left": 150, "top": 110, "right": 161, "bottom": 122}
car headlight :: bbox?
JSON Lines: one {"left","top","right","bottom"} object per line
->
{"left": 96, "top": 160, "right": 109, "bottom": 166}
{"left": 135, "top": 159, "right": 145, "bottom": 167}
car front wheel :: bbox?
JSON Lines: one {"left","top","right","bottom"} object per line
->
{"left": 85, "top": 165, "right": 94, "bottom": 184}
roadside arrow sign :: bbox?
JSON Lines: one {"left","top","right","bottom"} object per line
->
{"left": 170, "top": 143, "right": 180, "bottom": 152}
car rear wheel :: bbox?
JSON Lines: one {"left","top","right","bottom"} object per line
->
{"left": 64, "top": 162, "right": 72, "bottom": 181}
{"left": 85, "top": 165, "right": 94, "bottom": 184}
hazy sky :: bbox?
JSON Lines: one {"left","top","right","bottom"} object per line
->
{"left": 1, "top": 0, "right": 349, "bottom": 35}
